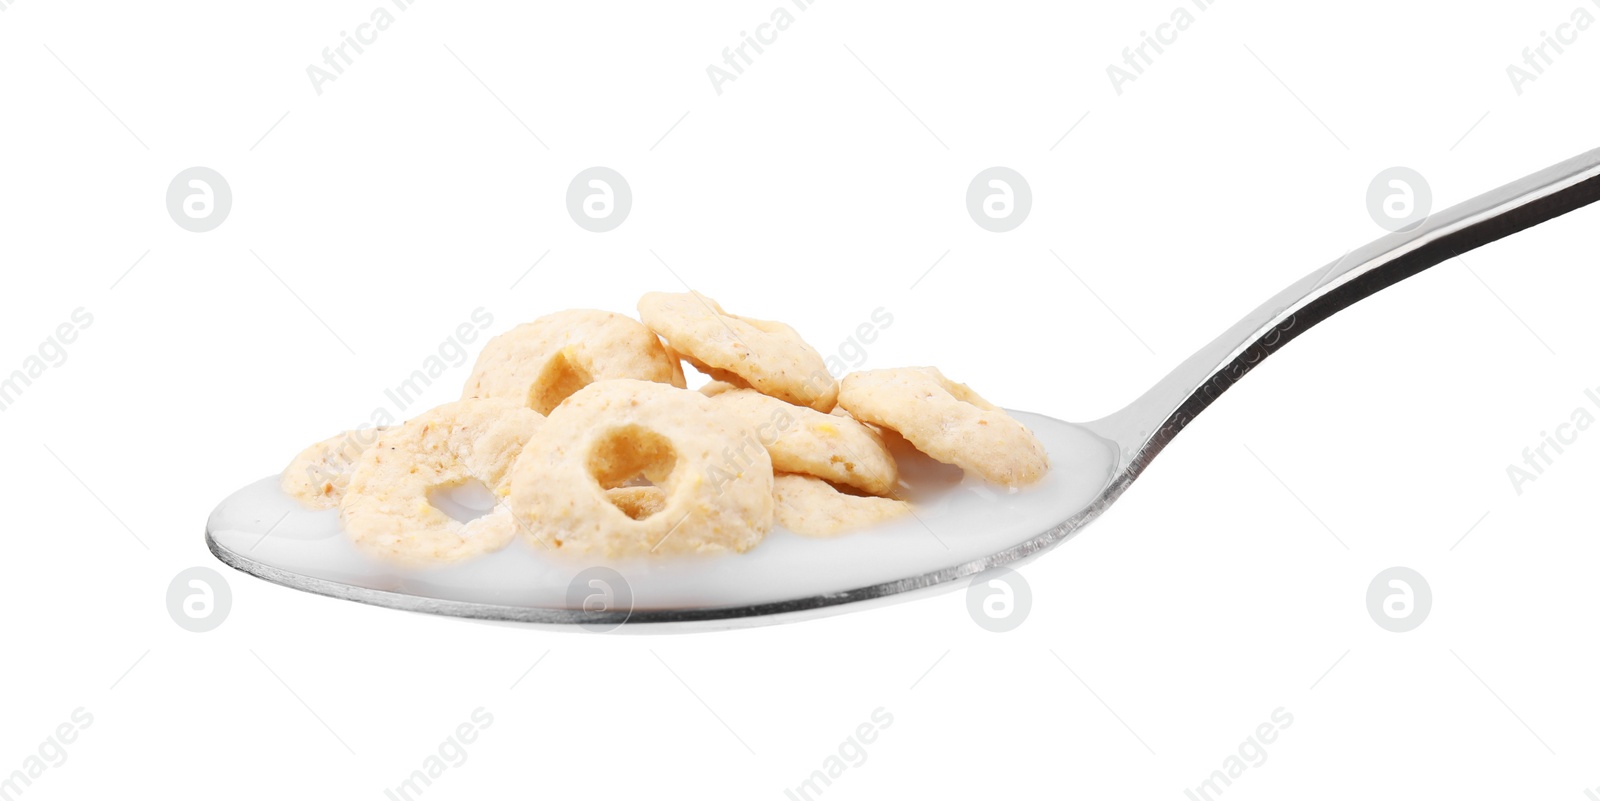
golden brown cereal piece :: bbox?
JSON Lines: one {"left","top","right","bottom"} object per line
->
{"left": 462, "top": 309, "right": 685, "bottom": 414}
{"left": 773, "top": 474, "right": 911, "bottom": 537}
{"left": 508, "top": 379, "right": 773, "bottom": 556}
{"left": 340, "top": 399, "right": 545, "bottom": 566}
{"left": 709, "top": 388, "right": 897, "bottom": 495}
{"left": 838, "top": 367, "right": 1048, "bottom": 487}
{"left": 280, "top": 427, "right": 390, "bottom": 509}
{"left": 637, "top": 291, "right": 836, "bottom": 411}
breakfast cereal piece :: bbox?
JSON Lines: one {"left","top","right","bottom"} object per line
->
{"left": 637, "top": 291, "right": 836, "bottom": 411}
{"left": 709, "top": 387, "right": 897, "bottom": 495}
{"left": 341, "top": 399, "right": 544, "bottom": 565}
{"left": 462, "top": 309, "right": 684, "bottom": 414}
{"left": 507, "top": 379, "right": 773, "bottom": 556}
{"left": 838, "top": 367, "right": 1048, "bottom": 486}
{"left": 772, "top": 473, "right": 911, "bottom": 537}
{"left": 280, "top": 427, "right": 389, "bottom": 510}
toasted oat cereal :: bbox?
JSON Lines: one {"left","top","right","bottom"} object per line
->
{"left": 508, "top": 379, "right": 773, "bottom": 556}
{"left": 709, "top": 387, "right": 897, "bottom": 495}
{"left": 838, "top": 367, "right": 1048, "bottom": 487}
{"left": 637, "top": 291, "right": 836, "bottom": 411}
{"left": 773, "top": 473, "right": 911, "bottom": 537}
{"left": 462, "top": 309, "right": 685, "bottom": 414}
{"left": 281, "top": 427, "right": 390, "bottom": 510}
{"left": 341, "top": 399, "right": 544, "bottom": 565}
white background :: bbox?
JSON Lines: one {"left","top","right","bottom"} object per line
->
{"left": 3, "top": 1, "right": 1599, "bottom": 798}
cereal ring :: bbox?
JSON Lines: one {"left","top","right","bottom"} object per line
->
{"left": 508, "top": 379, "right": 773, "bottom": 556}
{"left": 341, "top": 399, "right": 545, "bottom": 565}
{"left": 773, "top": 474, "right": 911, "bottom": 537}
{"left": 838, "top": 367, "right": 1048, "bottom": 487}
{"left": 638, "top": 291, "right": 836, "bottom": 411}
{"left": 281, "top": 427, "right": 389, "bottom": 509}
{"left": 462, "top": 309, "right": 685, "bottom": 415}
{"left": 709, "top": 388, "right": 897, "bottom": 495}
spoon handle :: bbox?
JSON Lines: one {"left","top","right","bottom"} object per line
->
{"left": 1093, "top": 148, "right": 1600, "bottom": 476}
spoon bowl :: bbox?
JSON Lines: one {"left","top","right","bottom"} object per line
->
{"left": 207, "top": 412, "right": 1119, "bottom": 630}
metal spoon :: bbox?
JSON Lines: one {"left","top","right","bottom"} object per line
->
{"left": 208, "top": 148, "right": 1600, "bottom": 631}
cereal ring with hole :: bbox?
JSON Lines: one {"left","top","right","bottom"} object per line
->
{"left": 773, "top": 474, "right": 911, "bottom": 537}
{"left": 508, "top": 379, "right": 773, "bottom": 556}
{"left": 281, "top": 427, "right": 389, "bottom": 509}
{"left": 838, "top": 367, "right": 1048, "bottom": 487}
{"left": 462, "top": 309, "right": 685, "bottom": 414}
{"left": 341, "top": 399, "right": 545, "bottom": 565}
{"left": 638, "top": 291, "right": 836, "bottom": 411}
{"left": 709, "top": 387, "right": 897, "bottom": 495}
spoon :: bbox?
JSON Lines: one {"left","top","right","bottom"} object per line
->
{"left": 207, "top": 148, "right": 1600, "bottom": 631}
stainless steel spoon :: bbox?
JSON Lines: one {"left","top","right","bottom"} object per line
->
{"left": 208, "top": 148, "right": 1600, "bottom": 631}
